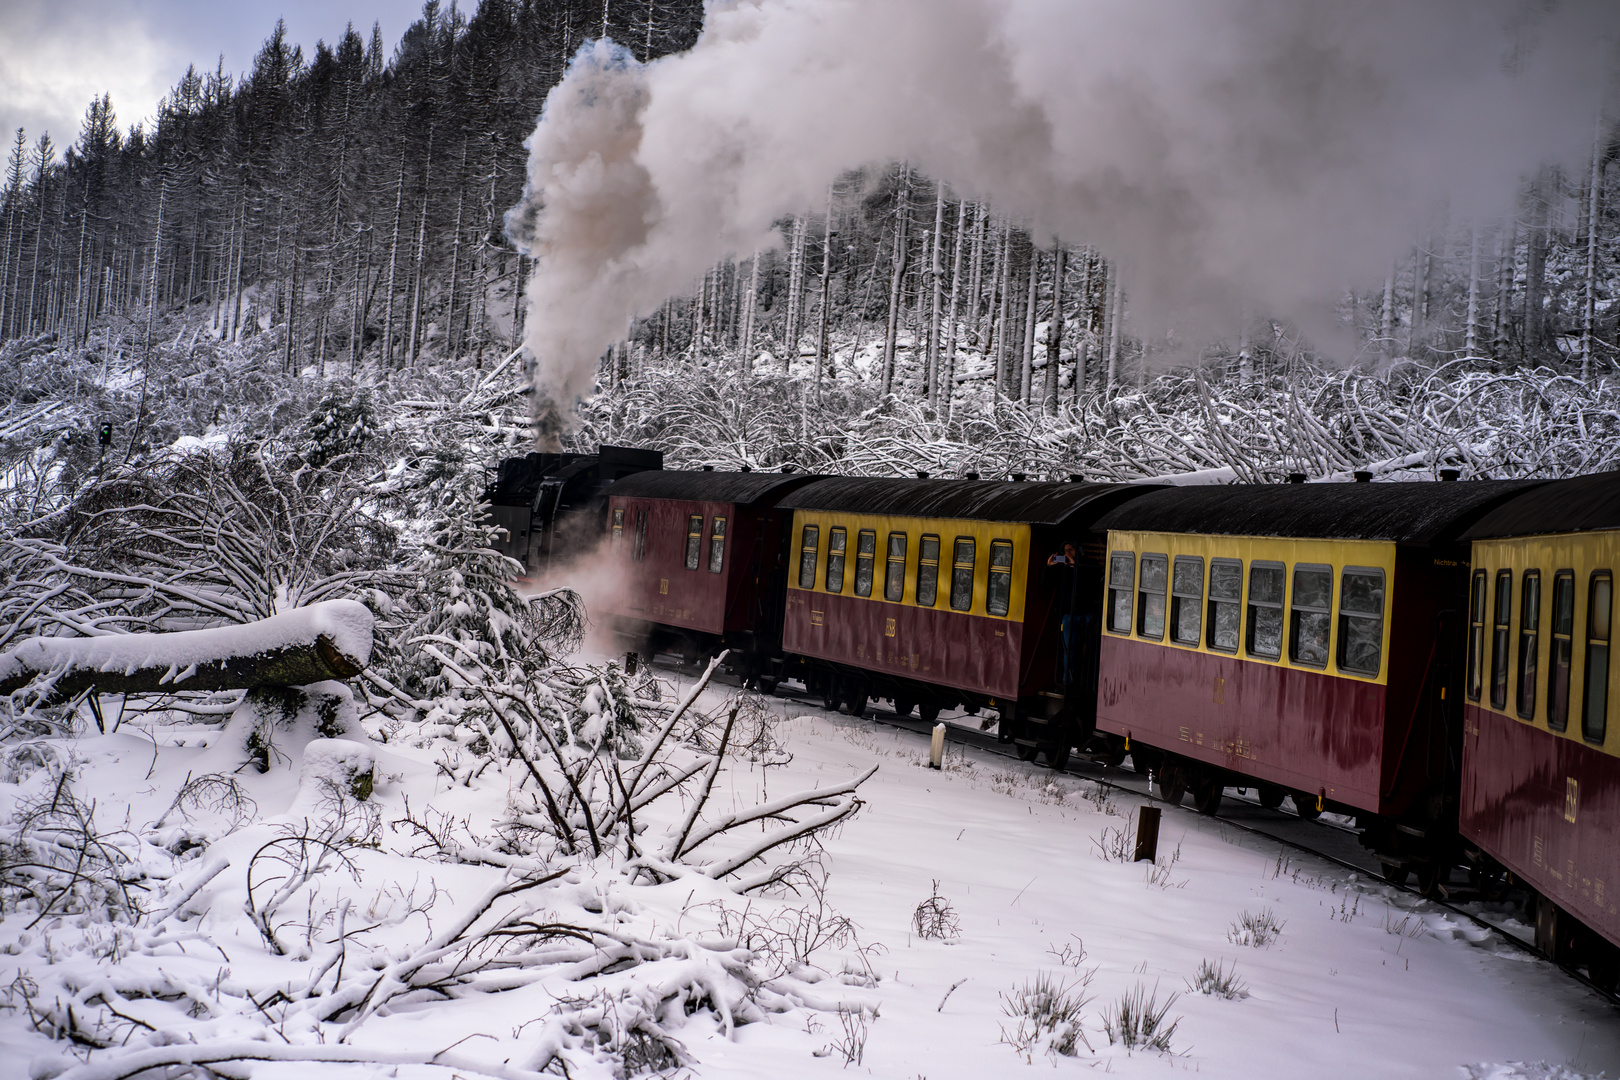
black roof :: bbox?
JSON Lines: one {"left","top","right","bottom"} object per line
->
{"left": 605, "top": 469, "right": 821, "bottom": 506}
{"left": 1093, "top": 480, "right": 1548, "bottom": 543}
{"left": 777, "top": 477, "right": 1156, "bottom": 527}
{"left": 1459, "top": 471, "right": 1620, "bottom": 540}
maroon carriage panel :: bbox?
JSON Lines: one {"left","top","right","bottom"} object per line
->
{"left": 1461, "top": 706, "right": 1620, "bottom": 949}
{"left": 1096, "top": 636, "right": 1390, "bottom": 811}
{"left": 784, "top": 588, "right": 1025, "bottom": 699}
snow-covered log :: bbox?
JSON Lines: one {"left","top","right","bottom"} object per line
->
{"left": 0, "top": 599, "right": 373, "bottom": 703}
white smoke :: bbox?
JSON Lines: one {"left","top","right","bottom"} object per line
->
{"left": 507, "top": 0, "right": 1618, "bottom": 447}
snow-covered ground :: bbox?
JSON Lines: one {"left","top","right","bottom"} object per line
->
{"left": 0, "top": 649, "right": 1614, "bottom": 1080}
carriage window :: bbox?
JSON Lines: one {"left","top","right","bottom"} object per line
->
{"left": 951, "top": 537, "right": 976, "bottom": 612}
{"left": 1289, "top": 565, "right": 1333, "bottom": 667}
{"left": 1246, "top": 561, "right": 1285, "bottom": 660}
{"left": 1338, "top": 568, "right": 1385, "bottom": 676}
{"left": 708, "top": 516, "right": 726, "bottom": 573}
{"left": 1170, "top": 556, "right": 1204, "bottom": 646}
{"left": 1517, "top": 571, "right": 1540, "bottom": 720}
{"left": 916, "top": 535, "right": 941, "bottom": 607}
{"left": 1583, "top": 571, "right": 1612, "bottom": 745}
{"left": 1549, "top": 570, "right": 1574, "bottom": 731}
{"left": 1137, "top": 554, "right": 1168, "bottom": 640}
{"left": 987, "top": 540, "right": 1015, "bottom": 617}
{"left": 1491, "top": 569, "right": 1512, "bottom": 710}
{"left": 1108, "top": 552, "right": 1135, "bottom": 633}
{"left": 634, "top": 510, "right": 648, "bottom": 562}
{"left": 798, "top": 525, "right": 820, "bottom": 589}
{"left": 1467, "top": 570, "right": 1486, "bottom": 701}
{"left": 854, "top": 530, "right": 877, "bottom": 598}
{"left": 685, "top": 515, "right": 704, "bottom": 571}
{"left": 1207, "top": 558, "right": 1242, "bottom": 653}
{"left": 825, "top": 528, "right": 847, "bottom": 593}
{"left": 611, "top": 507, "right": 624, "bottom": 554}
{"left": 885, "top": 532, "right": 908, "bottom": 602}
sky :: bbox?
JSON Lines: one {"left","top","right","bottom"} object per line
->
{"left": 0, "top": 0, "right": 429, "bottom": 158}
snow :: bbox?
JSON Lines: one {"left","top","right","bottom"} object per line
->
{"left": 0, "top": 599, "right": 374, "bottom": 684}
{"left": 0, "top": 659, "right": 1613, "bottom": 1080}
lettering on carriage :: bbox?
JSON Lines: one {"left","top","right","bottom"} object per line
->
{"left": 1566, "top": 777, "right": 1579, "bottom": 824}
{"left": 856, "top": 642, "right": 866, "bottom": 658}
{"left": 810, "top": 610, "right": 824, "bottom": 626}
{"left": 1224, "top": 737, "right": 1252, "bottom": 759}
{"left": 885, "top": 618, "right": 896, "bottom": 638}
{"left": 1195, "top": 731, "right": 1205, "bottom": 747}
{"left": 658, "top": 579, "right": 669, "bottom": 595}
{"left": 1178, "top": 726, "right": 1192, "bottom": 743}
{"left": 1533, "top": 835, "right": 1544, "bottom": 867}
{"left": 1213, "top": 676, "right": 1226, "bottom": 704}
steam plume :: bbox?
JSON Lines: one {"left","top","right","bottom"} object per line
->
{"left": 507, "top": 0, "right": 1618, "bottom": 448}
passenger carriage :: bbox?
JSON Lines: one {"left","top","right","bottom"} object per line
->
{"left": 1090, "top": 480, "right": 1539, "bottom": 886}
{"left": 599, "top": 469, "right": 818, "bottom": 680}
{"left": 773, "top": 477, "right": 1150, "bottom": 763}
{"left": 1457, "top": 471, "right": 1620, "bottom": 984}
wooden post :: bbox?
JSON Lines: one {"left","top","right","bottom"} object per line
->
{"left": 929, "top": 722, "right": 946, "bottom": 769}
{"left": 1133, "top": 805, "right": 1161, "bottom": 863}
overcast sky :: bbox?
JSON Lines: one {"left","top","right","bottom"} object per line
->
{"left": 0, "top": 0, "right": 429, "bottom": 159}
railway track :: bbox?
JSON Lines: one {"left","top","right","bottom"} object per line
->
{"left": 657, "top": 658, "right": 1620, "bottom": 1009}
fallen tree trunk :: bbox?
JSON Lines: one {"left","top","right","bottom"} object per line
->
{"left": 0, "top": 600, "right": 373, "bottom": 704}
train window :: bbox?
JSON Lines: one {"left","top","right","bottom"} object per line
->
{"left": 885, "top": 533, "right": 908, "bottom": 602}
{"left": 1517, "top": 571, "right": 1540, "bottom": 720}
{"left": 1137, "top": 554, "right": 1168, "bottom": 640}
{"left": 1207, "top": 558, "right": 1242, "bottom": 653}
{"left": 1337, "top": 568, "right": 1385, "bottom": 676}
{"left": 1549, "top": 570, "right": 1574, "bottom": 731}
{"left": 854, "top": 530, "right": 877, "bottom": 597}
{"left": 825, "top": 528, "right": 847, "bottom": 593}
{"left": 951, "top": 537, "right": 977, "bottom": 612}
{"left": 799, "top": 525, "right": 820, "bottom": 589}
{"left": 634, "top": 510, "right": 648, "bottom": 562}
{"left": 685, "top": 515, "right": 704, "bottom": 571}
{"left": 708, "top": 516, "right": 727, "bottom": 573}
{"left": 1583, "top": 570, "right": 1612, "bottom": 745}
{"left": 1466, "top": 570, "right": 1486, "bottom": 701}
{"left": 610, "top": 508, "right": 624, "bottom": 554}
{"left": 1246, "top": 561, "right": 1285, "bottom": 660}
{"left": 987, "top": 540, "right": 1015, "bottom": 617}
{"left": 1289, "top": 564, "right": 1333, "bottom": 668}
{"left": 916, "top": 535, "right": 941, "bottom": 607}
{"left": 1491, "top": 569, "right": 1512, "bottom": 710}
{"left": 1108, "top": 552, "right": 1135, "bottom": 633}
{"left": 1170, "top": 556, "right": 1204, "bottom": 646}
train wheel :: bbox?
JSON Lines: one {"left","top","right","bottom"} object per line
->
{"left": 1192, "top": 776, "right": 1224, "bottom": 816}
{"left": 1380, "top": 862, "right": 1410, "bottom": 887}
{"left": 893, "top": 697, "right": 916, "bottom": 719}
{"left": 1292, "top": 792, "right": 1322, "bottom": 820}
{"left": 918, "top": 702, "right": 941, "bottom": 725}
{"left": 1155, "top": 762, "right": 1189, "bottom": 806}
{"left": 1586, "top": 938, "right": 1620, "bottom": 992}
{"left": 1016, "top": 740, "right": 1040, "bottom": 762}
{"left": 848, "top": 687, "right": 870, "bottom": 718}
{"left": 759, "top": 677, "right": 779, "bottom": 696}
{"left": 1044, "top": 742, "right": 1071, "bottom": 770}
{"left": 1416, "top": 860, "right": 1448, "bottom": 899}
{"left": 1258, "top": 784, "right": 1286, "bottom": 810}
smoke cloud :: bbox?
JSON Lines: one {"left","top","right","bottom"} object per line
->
{"left": 507, "top": 0, "right": 1618, "bottom": 447}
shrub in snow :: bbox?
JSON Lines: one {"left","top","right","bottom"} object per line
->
{"left": 1187, "top": 958, "right": 1248, "bottom": 999}
{"left": 912, "top": 878, "right": 961, "bottom": 941}
{"left": 301, "top": 385, "right": 378, "bottom": 467}
{"left": 999, "top": 971, "right": 1094, "bottom": 1059}
{"left": 1228, "top": 907, "right": 1285, "bottom": 947}
{"left": 1100, "top": 981, "right": 1182, "bottom": 1053}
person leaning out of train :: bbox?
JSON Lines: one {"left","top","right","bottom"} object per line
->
{"left": 1045, "top": 542, "right": 1080, "bottom": 686}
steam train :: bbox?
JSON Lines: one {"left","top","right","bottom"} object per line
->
{"left": 486, "top": 447, "right": 1620, "bottom": 988}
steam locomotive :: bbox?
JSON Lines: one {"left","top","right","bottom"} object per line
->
{"left": 486, "top": 448, "right": 1620, "bottom": 988}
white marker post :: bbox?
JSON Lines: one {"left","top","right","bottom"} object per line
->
{"left": 929, "top": 723, "right": 946, "bottom": 769}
